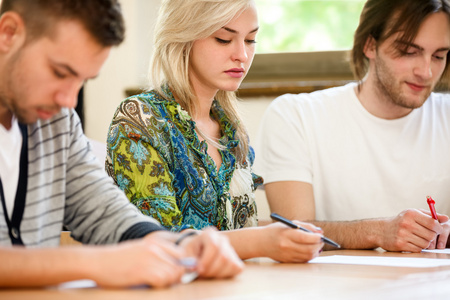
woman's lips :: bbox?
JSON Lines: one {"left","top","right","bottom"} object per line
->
{"left": 225, "top": 68, "right": 245, "bottom": 78}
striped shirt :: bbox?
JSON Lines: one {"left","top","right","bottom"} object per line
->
{"left": 0, "top": 109, "right": 163, "bottom": 247}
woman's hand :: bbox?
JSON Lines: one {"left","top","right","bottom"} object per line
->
{"left": 259, "top": 222, "right": 324, "bottom": 263}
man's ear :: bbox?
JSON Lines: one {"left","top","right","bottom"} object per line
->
{"left": 363, "top": 35, "right": 377, "bottom": 59}
{"left": 0, "top": 12, "right": 26, "bottom": 53}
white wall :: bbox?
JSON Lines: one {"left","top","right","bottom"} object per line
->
{"left": 84, "top": 0, "right": 160, "bottom": 142}
{"left": 83, "top": 0, "right": 273, "bottom": 222}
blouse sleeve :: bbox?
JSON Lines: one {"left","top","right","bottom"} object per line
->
{"left": 106, "top": 104, "right": 185, "bottom": 231}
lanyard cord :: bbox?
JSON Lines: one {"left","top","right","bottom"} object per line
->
{"left": 0, "top": 123, "right": 28, "bottom": 245}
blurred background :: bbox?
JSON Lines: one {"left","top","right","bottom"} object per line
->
{"left": 81, "top": 0, "right": 364, "bottom": 143}
{"left": 0, "top": 0, "right": 366, "bottom": 221}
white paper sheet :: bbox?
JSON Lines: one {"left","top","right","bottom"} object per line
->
{"left": 421, "top": 248, "right": 450, "bottom": 254}
{"left": 55, "top": 271, "right": 198, "bottom": 290}
{"left": 309, "top": 255, "right": 450, "bottom": 268}
{"left": 57, "top": 279, "right": 97, "bottom": 289}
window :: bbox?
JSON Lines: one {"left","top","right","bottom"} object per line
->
{"left": 241, "top": 0, "right": 366, "bottom": 96}
{"left": 255, "top": 0, "right": 366, "bottom": 53}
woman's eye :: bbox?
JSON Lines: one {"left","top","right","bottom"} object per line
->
{"left": 215, "top": 38, "right": 230, "bottom": 44}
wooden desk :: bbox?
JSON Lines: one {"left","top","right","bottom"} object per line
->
{"left": 2, "top": 249, "right": 450, "bottom": 300}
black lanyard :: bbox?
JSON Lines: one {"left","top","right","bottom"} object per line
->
{"left": 0, "top": 123, "right": 28, "bottom": 245}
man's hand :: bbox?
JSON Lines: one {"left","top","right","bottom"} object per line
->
{"left": 379, "top": 209, "right": 448, "bottom": 252}
{"left": 179, "top": 228, "right": 244, "bottom": 279}
{"left": 91, "top": 236, "right": 186, "bottom": 288}
{"left": 427, "top": 214, "right": 450, "bottom": 249}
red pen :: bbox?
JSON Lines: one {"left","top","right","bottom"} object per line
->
{"left": 427, "top": 195, "right": 440, "bottom": 249}
{"left": 426, "top": 195, "right": 438, "bottom": 220}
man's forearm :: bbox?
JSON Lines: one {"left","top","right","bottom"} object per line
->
{"left": 311, "top": 219, "right": 386, "bottom": 250}
{"left": 0, "top": 247, "right": 97, "bottom": 287}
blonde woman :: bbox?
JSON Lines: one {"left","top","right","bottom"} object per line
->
{"left": 106, "top": 0, "right": 323, "bottom": 262}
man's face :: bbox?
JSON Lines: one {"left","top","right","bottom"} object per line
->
{"left": 368, "top": 12, "right": 450, "bottom": 111}
{"left": 0, "top": 20, "right": 111, "bottom": 124}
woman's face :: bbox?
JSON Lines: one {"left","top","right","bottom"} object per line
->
{"left": 188, "top": 2, "right": 259, "bottom": 99}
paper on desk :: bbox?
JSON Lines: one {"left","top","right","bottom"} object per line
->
{"left": 55, "top": 272, "right": 197, "bottom": 290}
{"left": 57, "top": 279, "right": 97, "bottom": 289}
{"left": 309, "top": 255, "right": 450, "bottom": 268}
{"left": 421, "top": 248, "right": 450, "bottom": 254}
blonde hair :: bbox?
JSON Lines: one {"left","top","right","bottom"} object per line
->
{"left": 149, "top": 0, "right": 254, "bottom": 163}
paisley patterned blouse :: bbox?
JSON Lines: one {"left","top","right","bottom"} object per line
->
{"left": 105, "top": 87, "right": 263, "bottom": 232}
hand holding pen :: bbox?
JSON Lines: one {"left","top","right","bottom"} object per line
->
{"left": 270, "top": 213, "right": 340, "bottom": 248}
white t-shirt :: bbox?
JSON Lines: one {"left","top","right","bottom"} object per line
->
{"left": 0, "top": 117, "right": 21, "bottom": 220}
{"left": 255, "top": 83, "right": 450, "bottom": 221}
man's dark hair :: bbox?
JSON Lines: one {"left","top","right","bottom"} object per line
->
{"left": 0, "top": 0, "right": 125, "bottom": 46}
{"left": 351, "top": 0, "right": 450, "bottom": 86}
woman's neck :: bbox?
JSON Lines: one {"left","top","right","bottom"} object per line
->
{"left": 192, "top": 87, "right": 217, "bottom": 122}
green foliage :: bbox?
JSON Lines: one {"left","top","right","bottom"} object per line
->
{"left": 255, "top": 0, "right": 366, "bottom": 53}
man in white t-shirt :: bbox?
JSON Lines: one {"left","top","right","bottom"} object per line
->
{"left": 255, "top": 0, "right": 450, "bottom": 252}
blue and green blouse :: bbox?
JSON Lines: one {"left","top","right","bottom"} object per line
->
{"left": 105, "top": 87, "right": 263, "bottom": 232}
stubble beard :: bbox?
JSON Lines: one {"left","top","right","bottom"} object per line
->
{"left": 374, "top": 55, "right": 432, "bottom": 111}
{"left": 1, "top": 48, "right": 38, "bottom": 125}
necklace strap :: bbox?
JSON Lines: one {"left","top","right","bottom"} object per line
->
{"left": 0, "top": 123, "right": 28, "bottom": 245}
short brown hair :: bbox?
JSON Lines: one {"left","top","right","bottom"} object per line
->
{"left": 351, "top": 0, "right": 450, "bottom": 85}
{"left": 0, "top": 0, "right": 125, "bottom": 46}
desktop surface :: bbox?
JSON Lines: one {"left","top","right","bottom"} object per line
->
{"left": 2, "top": 249, "right": 450, "bottom": 300}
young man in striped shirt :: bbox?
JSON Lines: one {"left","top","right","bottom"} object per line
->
{"left": 0, "top": 0, "right": 243, "bottom": 288}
